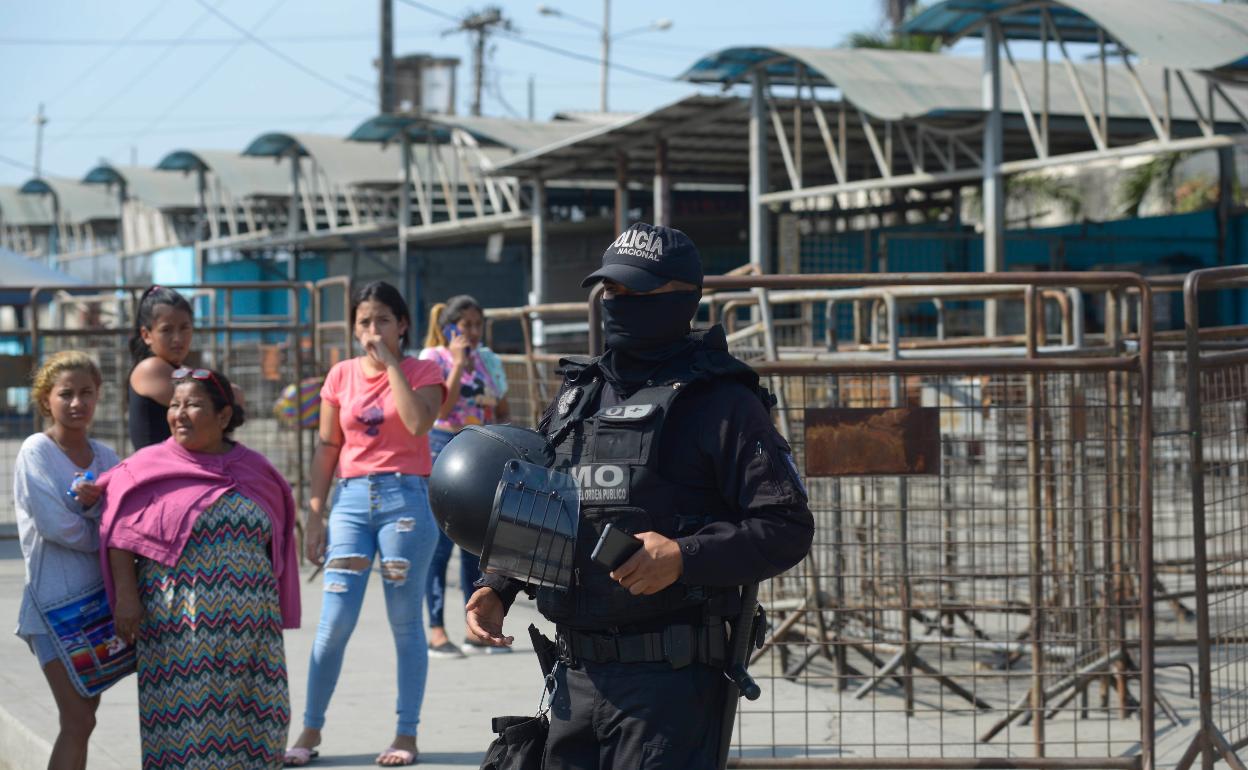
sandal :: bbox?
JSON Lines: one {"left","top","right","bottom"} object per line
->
{"left": 284, "top": 747, "right": 319, "bottom": 766}
{"left": 376, "top": 746, "right": 418, "bottom": 766}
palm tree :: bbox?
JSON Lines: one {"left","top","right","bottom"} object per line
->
{"left": 844, "top": 1, "right": 940, "bottom": 51}
{"left": 883, "top": 0, "right": 919, "bottom": 31}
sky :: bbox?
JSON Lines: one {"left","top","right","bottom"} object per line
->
{"left": 0, "top": 0, "right": 898, "bottom": 187}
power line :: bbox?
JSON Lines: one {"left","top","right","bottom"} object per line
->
{"left": 131, "top": 0, "right": 289, "bottom": 141}
{"left": 53, "top": 2, "right": 224, "bottom": 145}
{"left": 45, "top": 0, "right": 166, "bottom": 106}
{"left": 397, "top": 0, "right": 671, "bottom": 82}
{"left": 190, "top": 0, "right": 374, "bottom": 105}
{"left": 0, "top": 32, "right": 441, "bottom": 46}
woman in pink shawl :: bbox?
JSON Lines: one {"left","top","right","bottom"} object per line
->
{"left": 100, "top": 367, "right": 300, "bottom": 770}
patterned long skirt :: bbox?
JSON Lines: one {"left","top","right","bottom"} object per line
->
{"left": 136, "top": 491, "right": 289, "bottom": 769}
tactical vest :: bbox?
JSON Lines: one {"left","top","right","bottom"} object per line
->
{"left": 535, "top": 349, "right": 770, "bottom": 630}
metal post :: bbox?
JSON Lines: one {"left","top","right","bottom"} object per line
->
{"left": 653, "top": 136, "right": 670, "bottom": 227}
{"left": 530, "top": 177, "right": 547, "bottom": 349}
{"left": 379, "top": 0, "right": 395, "bottom": 114}
{"left": 599, "top": 0, "right": 610, "bottom": 113}
{"left": 399, "top": 132, "right": 413, "bottom": 309}
{"left": 749, "top": 69, "right": 771, "bottom": 272}
{"left": 982, "top": 23, "right": 1005, "bottom": 337}
{"left": 614, "top": 151, "right": 628, "bottom": 234}
{"left": 287, "top": 149, "right": 301, "bottom": 238}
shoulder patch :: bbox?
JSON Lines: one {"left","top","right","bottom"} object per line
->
{"left": 598, "top": 404, "right": 656, "bottom": 421}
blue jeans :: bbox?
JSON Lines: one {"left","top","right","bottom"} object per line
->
{"left": 303, "top": 473, "right": 438, "bottom": 737}
{"left": 425, "top": 429, "right": 482, "bottom": 629}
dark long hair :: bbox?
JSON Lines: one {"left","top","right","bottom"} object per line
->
{"left": 129, "top": 285, "right": 193, "bottom": 365}
{"left": 171, "top": 367, "right": 247, "bottom": 435}
{"left": 350, "top": 281, "right": 412, "bottom": 351}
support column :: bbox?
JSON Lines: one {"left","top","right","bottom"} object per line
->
{"left": 614, "top": 151, "right": 629, "bottom": 234}
{"left": 749, "top": 68, "right": 771, "bottom": 272}
{"left": 286, "top": 149, "right": 302, "bottom": 281}
{"left": 530, "top": 177, "right": 547, "bottom": 348}
{"left": 982, "top": 22, "right": 1005, "bottom": 337}
{"left": 653, "top": 136, "right": 670, "bottom": 227}
{"left": 399, "top": 132, "right": 413, "bottom": 309}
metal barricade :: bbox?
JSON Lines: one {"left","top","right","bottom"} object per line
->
{"left": 0, "top": 282, "right": 319, "bottom": 529}
{"left": 586, "top": 273, "right": 1159, "bottom": 770}
{"left": 1172, "top": 267, "right": 1248, "bottom": 770}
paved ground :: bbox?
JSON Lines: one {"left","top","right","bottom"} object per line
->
{"left": 0, "top": 537, "right": 552, "bottom": 770}
{"left": 0, "top": 536, "right": 1215, "bottom": 770}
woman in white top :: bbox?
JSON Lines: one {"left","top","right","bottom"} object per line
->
{"left": 15, "top": 351, "right": 120, "bottom": 770}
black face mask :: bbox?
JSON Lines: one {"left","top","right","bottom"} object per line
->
{"left": 601, "top": 291, "right": 700, "bottom": 354}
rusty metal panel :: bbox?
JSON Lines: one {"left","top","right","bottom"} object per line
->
{"left": 804, "top": 406, "right": 941, "bottom": 476}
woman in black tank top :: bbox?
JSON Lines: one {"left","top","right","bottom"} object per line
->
{"left": 127, "top": 286, "right": 194, "bottom": 450}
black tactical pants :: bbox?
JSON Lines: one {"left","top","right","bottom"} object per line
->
{"left": 543, "top": 659, "right": 726, "bottom": 770}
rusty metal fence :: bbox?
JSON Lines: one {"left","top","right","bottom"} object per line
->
{"left": 1172, "top": 267, "right": 1248, "bottom": 770}
{"left": 0, "top": 281, "right": 331, "bottom": 529}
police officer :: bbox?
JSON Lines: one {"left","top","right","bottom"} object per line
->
{"left": 465, "top": 222, "right": 813, "bottom": 770}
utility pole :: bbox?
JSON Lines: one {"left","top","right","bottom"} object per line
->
{"left": 600, "top": 0, "right": 610, "bottom": 113}
{"left": 449, "top": 7, "right": 510, "bottom": 117}
{"left": 33, "top": 103, "right": 47, "bottom": 178}
{"left": 527, "top": 75, "right": 535, "bottom": 121}
{"left": 379, "top": 0, "right": 396, "bottom": 113}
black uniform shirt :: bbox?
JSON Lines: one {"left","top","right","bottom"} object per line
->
{"left": 478, "top": 370, "right": 814, "bottom": 607}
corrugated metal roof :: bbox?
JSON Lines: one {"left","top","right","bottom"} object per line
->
{"left": 348, "top": 114, "right": 600, "bottom": 155}
{"left": 0, "top": 185, "right": 54, "bottom": 227}
{"left": 242, "top": 132, "right": 404, "bottom": 186}
{"left": 155, "top": 149, "right": 292, "bottom": 198}
{"left": 902, "top": 0, "right": 1248, "bottom": 72}
{"left": 81, "top": 164, "right": 200, "bottom": 209}
{"left": 18, "top": 177, "right": 119, "bottom": 224}
{"left": 681, "top": 47, "right": 1248, "bottom": 122}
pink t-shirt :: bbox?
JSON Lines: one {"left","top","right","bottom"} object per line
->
{"left": 320, "top": 357, "right": 446, "bottom": 477}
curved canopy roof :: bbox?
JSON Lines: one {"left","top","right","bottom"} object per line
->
{"left": 902, "top": 0, "right": 1248, "bottom": 72}
{"left": 681, "top": 47, "right": 1247, "bottom": 123}
{"left": 0, "top": 185, "right": 54, "bottom": 227}
{"left": 155, "top": 149, "right": 292, "bottom": 198}
{"left": 348, "top": 114, "right": 596, "bottom": 155}
{"left": 82, "top": 164, "right": 199, "bottom": 209}
{"left": 18, "top": 177, "right": 118, "bottom": 224}
{"left": 242, "top": 132, "right": 403, "bottom": 187}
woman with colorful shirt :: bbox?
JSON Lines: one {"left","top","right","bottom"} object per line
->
{"left": 286, "top": 281, "right": 446, "bottom": 767}
{"left": 418, "top": 295, "right": 510, "bottom": 658}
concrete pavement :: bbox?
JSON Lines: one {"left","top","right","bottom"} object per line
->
{"left": 0, "top": 537, "right": 552, "bottom": 769}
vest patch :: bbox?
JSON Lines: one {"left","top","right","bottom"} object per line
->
{"left": 569, "top": 463, "right": 630, "bottom": 503}
{"left": 598, "top": 404, "right": 656, "bottom": 421}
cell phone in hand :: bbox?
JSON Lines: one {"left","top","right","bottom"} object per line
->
{"left": 443, "top": 324, "right": 460, "bottom": 341}
{"left": 591, "top": 523, "right": 642, "bottom": 571}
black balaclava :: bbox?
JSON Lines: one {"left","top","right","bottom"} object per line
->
{"left": 598, "top": 290, "right": 701, "bottom": 395}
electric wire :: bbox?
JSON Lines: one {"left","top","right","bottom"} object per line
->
{"left": 190, "top": 0, "right": 374, "bottom": 105}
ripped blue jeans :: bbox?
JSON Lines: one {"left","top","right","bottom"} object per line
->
{"left": 303, "top": 473, "right": 438, "bottom": 737}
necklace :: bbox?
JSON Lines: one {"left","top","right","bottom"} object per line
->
{"left": 47, "top": 430, "right": 93, "bottom": 468}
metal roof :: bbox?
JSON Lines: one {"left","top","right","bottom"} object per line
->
{"left": 154, "top": 149, "right": 292, "bottom": 198}
{"left": 18, "top": 177, "right": 119, "bottom": 224}
{"left": 242, "top": 132, "right": 404, "bottom": 187}
{"left": 81, "top": 164, "right": 200, "bottom": 209}
{"left": 681, "top": 47, "right": 1247, "bottom": 122}
{"left": 347, "top": 114, "right": 600, "bottom": 155}
{"left": 490, "top": 94, "right": 751, "bottom": 182}
{"left": 0, "top": 185, "right": 54, "bottom": 227}
{"left": 492, "top": 78, "right": 1242, "bottom": 186}
{"left": 0, "top": 246, "right": 86, "bottom": 302}
{"left": 902, "top": 0, "right": 1248, "bottom": 72}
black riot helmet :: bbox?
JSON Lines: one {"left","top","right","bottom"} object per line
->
{"left": 428, "top": 424, "right": 555, "bottom": 556}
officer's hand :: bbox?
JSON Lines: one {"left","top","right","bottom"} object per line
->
{"left": 465, "top": 587, "right": 514, "bottom": 648}
{"left": 611, "top": 531, "right": 684, "bottom": 595}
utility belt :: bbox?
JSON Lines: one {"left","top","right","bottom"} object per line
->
{"left": 555, "top": 622, "right": 727, "bottom": 670}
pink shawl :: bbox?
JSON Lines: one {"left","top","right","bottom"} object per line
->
{"left": 98, "top": 437, "right": 301, "bottom": 629}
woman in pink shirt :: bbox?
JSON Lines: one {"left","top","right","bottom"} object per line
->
{"left": 285, "top": 281, "right": 445, "bottom": 768}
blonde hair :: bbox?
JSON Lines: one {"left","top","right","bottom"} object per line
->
{"left": 31, "top": 351, "right": 103, "bottom": 419}
{"left": 423, "top": 303, "right": 448, "bottom": 349}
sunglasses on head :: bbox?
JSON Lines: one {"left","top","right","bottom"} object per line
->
{"left": 171, "top": 367, "right": 229, "bottom": 402}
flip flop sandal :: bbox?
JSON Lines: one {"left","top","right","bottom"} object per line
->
{"left": 284, "top": 747, "right": 319, "bottom": 766}
{"left": 376, "top": 746, "right": 418, "bottom": 766}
